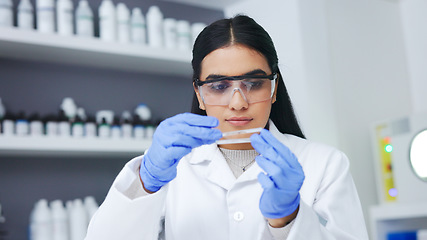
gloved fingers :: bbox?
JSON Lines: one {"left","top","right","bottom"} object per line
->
{"left": 148, "top": 146, "right": 192, "bottom": 169}
{"left": 155, "top": 123, "right": 222, "bottom": 148}
{"left": 257, "top": 172, "right": 275, "bottom": 190}
{"left": 165, "top": 113, "right": 219, "bottom": 128}
{"left": 251, "top": 132, "right": 288, "bottom": 171}
{"left": 258, "top": 130, "right": 301, "bottom": 170}
{"left": 256, "top": 155, "right": 288, "bottom": 189}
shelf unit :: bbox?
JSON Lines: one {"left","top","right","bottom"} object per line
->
{"left": 370, "top": 202, "right": 427, "bottom": 240}
{"left": 0, "top": 135, "right": 151, "bottom": 157}
{"left": 0, "top": 27, "right": 192, "bottom": 77}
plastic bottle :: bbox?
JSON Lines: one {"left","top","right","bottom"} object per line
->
{"left": 146, "top": 6, "right": 163, "bottom": 48}
{"left": 2, "top": 112, "right": 15, "bottom": 136}
{"left": 84, "top": 116, "right": 96, "bottom": 138}
{"left": 44, "top": 114, "right": 58, "bottom": 137}
{"left": 99, "top": 0, "right": 116, "bottom": 42}
{"left": 176, "top": 20, "right": 191, "bottom": 51}
{"left": 31, "top": 199, "right": 52, "bottom": 240}
{"left": 111, "top": 116, "right": 121, "bottom": 138}
{"left": 60, "top": 98, "right": 77, "bottom": 121}
{"left": 50, "top": 200, "right": 68, "bottom": 240}
{"left": 116, "top": 3, "right": 130, "bottom": 43}
{"left": 144, "top": 120, "right": 155, "bottom": 139}
{"left": 72, "top": 115, "right": 84, "bottom": 138}
{"left": 58, "top": 110, "right": 71, "bottom": 137}
{"left": 98, "top": 117, "right": 110, "bottom": 138}
{"left": 83, "top": 196, "right": 98, "bottom": 223}
{"left": 29, "top": 113, "right": 44, "bottom": 137}
{"left": 16, "top": 112, "right": 29, "bottom": 136}
{"left": 56, "top": 0, "right": 73, "bottom": 36}
{"left": 163, "top": 18, "right": 176, "bottom": 49}
{"left": 0, "top": 0, "right": 13, "bottom": 27}
{"left": 191, "top": 22, "right": 206, "bottom": 45}
{"left": 36, "top": 0, "right": 55, "bottom": 33}
{"left": 75, "top": 0, "right": 93, "bottom": 37}
{"left": 121, "top": 111, "right": 132, "bottom": 138}
{"left": 133, "top": 115, "right": 144, "bottom": 139}
{"left": 18, "top": 0, "right": 34, "bottom": 30}
{"left": 130, "top": 8, "right": 146, "bottom": 45}
{"left": 69, "top": 199, "right": 87, "bottom": 240}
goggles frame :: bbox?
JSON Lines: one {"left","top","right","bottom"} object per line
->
{"left": 194, "top": 73, "right": 277, "bottom": 86}
{"left": 194, "top": 73, "right": 278, "bottom": 106}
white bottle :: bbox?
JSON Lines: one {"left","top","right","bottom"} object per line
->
{"left": 18, "top": 0, "right": 34, "bottom": 30}
{"left": 146, "top": 6, "right": 163, "bottom": 48}
{"left": 176, "top": 20, "right": 191, "bottom": 51}
{"left": 50, "top": 200, "right": 68, "bottom": 240}
{"left": 29, "top": 114, "right": 44, "bottom": 137}
{"left": 0, "top": 0, "right": 13, "bottom": 27}
{"left": 37, "top": 0, "right": 55, "bottom": 33}
{"left": 75, "top": 0, "right": 93, "bottom": 37}
{"left": 163, "top": 18, "right": 176, "bottom": 49}
{"left": 60, "top": 98, "right": 77, "bottom": 121}
{"left": 121, "top": 111, "right": 133, "bottom": 138}
{"left": 116, "top": 3, "right": 130, "bottom": 43}
{"left": 130, "top": 8, "right": 146, "bottom": 45}
{"left": 99, "top": 0, "right": 116, "bottom": 42}
{"left": 31, "top": 199, "right": 52, "bottom": 240}
{"left": 69, "top": 199, "right": 87, "bottom": 240}
{"left": 56, "top": 0, "right": 73, "bottom": 36}
{"left": 191, "top": 22, "right": 206, "bottom": 45}
{"left": 83, "top": 196, "right": 98, "bottom": 222}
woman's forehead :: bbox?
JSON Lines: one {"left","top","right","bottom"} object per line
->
{"left": 200, "top": 45, "right": 271, "bottom": 78}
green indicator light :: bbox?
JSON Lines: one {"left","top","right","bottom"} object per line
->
{"left": 385, "top": 144, "right": 393, "bottom": 153}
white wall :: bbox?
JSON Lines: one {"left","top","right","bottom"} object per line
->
{"left": 225, "top": 0, "right": 340, "bottom": 148}
{"left": 225, "top": 0, "right": 413, "bottom": 236}
{"left": 399, "top": 0, "right": 427, "bottom": 114}
{"left": 324, "top": 0, "right": 412, "bottom": 233}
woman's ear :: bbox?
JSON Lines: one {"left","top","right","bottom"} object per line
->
{"left": 271, "top": 74, "right": 280, "bottom": 104}
{"left": 194, "top": 83, "right": 206, "bottom": 110}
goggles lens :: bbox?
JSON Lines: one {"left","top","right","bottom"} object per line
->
{"left": 197, "top": 74, "right": 277, "bottom": 106}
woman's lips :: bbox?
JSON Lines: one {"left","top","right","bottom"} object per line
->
{"left": 225, "top": 117, "right": 253, "bottom": 126}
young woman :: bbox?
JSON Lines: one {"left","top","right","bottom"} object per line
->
{"left": 85, "top": 15, "right": 368, "bottom": 239}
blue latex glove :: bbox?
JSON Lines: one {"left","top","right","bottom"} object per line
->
{"left": 250, "top": 129, "right": 305, "bottom": 219}
{"left": 140, "top": 113, "right": 222, "bottom": 192}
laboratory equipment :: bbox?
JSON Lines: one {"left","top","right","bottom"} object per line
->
{"left": 117, "top": 3, "right": 130, "bottom": 43}
{"left": 75, "top": 0, "right": 94, "bottom": 37}
{"left": 130, "top": 7, "right": 146, "bottom": 44}
{"left": 56, "top": 0, "right": 73, "bottom": 35}
{"left": 371, "top": 112, "right": 427, "bottom": 204}
{"left": 216, "top": 127, "right": 263, "bottom": 145}
{"left": 99, "top": 0, "right": 117, "bottom": 42}
{"left": 17, "top": 0, "right": 34, "bottom": 30}
{"left": 36, "top": 0, "right": 55, "bottom": 33}
{"left": 146, "top": 5, "right": 163, "bottom": 48}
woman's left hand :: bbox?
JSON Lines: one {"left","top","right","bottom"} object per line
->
{"left": 250, "top": 129, "right": 305, "bottom": 224}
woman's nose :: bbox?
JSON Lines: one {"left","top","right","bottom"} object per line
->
{"left": 228, "top": 88, "right": 249, "bottom": 110}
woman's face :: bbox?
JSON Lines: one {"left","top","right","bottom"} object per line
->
{"left": 195, "top": 44, "right": 277, "bottom": 149}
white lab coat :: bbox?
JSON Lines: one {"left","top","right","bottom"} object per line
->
{"left": 85, "top": 123, "right": 368, "bottom": 240}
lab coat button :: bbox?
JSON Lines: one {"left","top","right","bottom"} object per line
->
{"left": 233, "top": 211, "right": 244, "bottom": 222}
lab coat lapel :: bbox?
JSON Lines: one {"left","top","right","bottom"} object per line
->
{"left": 205, "top": 145, "right": 236, "bottom": 191}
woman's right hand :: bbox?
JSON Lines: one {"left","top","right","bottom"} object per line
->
{"left": 139, "top": 113, "right": 222, "bottom": 193}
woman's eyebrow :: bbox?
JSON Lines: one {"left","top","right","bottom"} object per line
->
{"left": 205, "top": 69, "right": 268, "bottom": 80}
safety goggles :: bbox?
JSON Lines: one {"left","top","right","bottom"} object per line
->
{"left": 194, "top": 73, "right": 277, "bottom": 106}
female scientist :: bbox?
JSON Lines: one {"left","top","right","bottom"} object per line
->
{"left": 85, "top": 15, "right": 368, "bottom": 239}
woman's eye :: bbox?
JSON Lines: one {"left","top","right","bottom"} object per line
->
{"left": 209, "top": 81, "right": 230, "bottom": 92}
{"left": 243, "top": 79, "right": 265, "bottom": 89}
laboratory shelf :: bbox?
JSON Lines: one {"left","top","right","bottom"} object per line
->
{"left": 0, "top": 27, "right": 192, "bottom": 76}
{"left": 0, "top": 135, "right": 151, "bottom": 157}
{"left": 370, "top": 202, "right": 427, "bottom": 240}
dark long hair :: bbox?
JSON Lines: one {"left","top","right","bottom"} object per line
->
{"left": 191, "top": 15, "right": 305, "bottom": 139}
